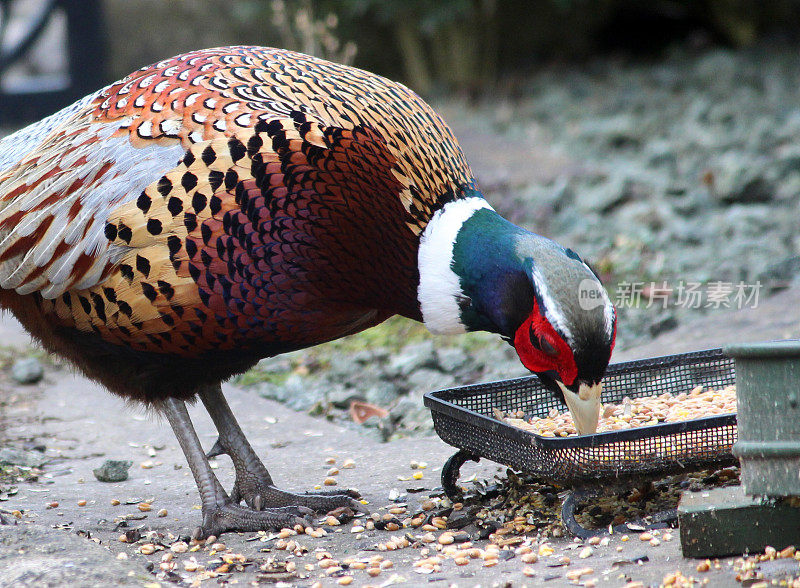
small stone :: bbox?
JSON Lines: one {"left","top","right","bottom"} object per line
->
{"left": 93, "top": 460, "right": 133, "bottom": 483}
{"left": 436, "top": 347, "right": 469, "bottom": 373}
{"left": 342, "top": 458, "right": 355, "bottom": 469}
{"left": 639, "top": 532, "right": 653, "bottom": 541}
{"left": 579, "top": 546, "right": 593, "bottom": 558}
{"left": 325, "top": 457, "right": 336, "bottom": 465}
{"left": 327, "top": 468, "right": 339, "bottom": 476}
{"left": 0, "top": 447, "right": 47, "bottom": 468}
{"left": 387, "top": 341, "right": 437, "bottom": 376}
{"left": 323, "top": 477, "right": 337, "bottom": 486}
{"left": 170, "top": 542, "right": 188, "bottom": 553}
{"left": 110, "top": 499, "right": 121, "bottom": 506}
{"left": 140, "top": 544, "right": 156, "bottom": 555}
{"left": 77, "top": 500, "right": 87, "bottom": 507}
{"left": 140, "top": 460, "right": 154, "bottom": 469}
{"left": 138, "top": 502, "right": 152, "bottom": 512}
{"left": 157, "top": 508, "right": 168, "bottom": 517}
{"left": 11, "top": 357, "right": 43, "bottom": 385}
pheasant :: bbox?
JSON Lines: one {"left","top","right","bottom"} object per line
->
{"left": 0, "top": 47, "right": 616, "bottom": 537}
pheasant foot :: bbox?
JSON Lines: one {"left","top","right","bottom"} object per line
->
{"left": 199, "top": 384, "right": 367, "bottom": 516}
{"left": 192, "top": 503, "right": 313, "bottom": 540}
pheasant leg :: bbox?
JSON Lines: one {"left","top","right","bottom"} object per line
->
{"left": 161, "top": 397, "right": 312, "bottom": 538}
{"left": 198, "top": 384, "right": 366, "bottom": 514}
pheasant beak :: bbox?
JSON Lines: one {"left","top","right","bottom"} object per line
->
{"left": 557, "top": 381, "right": 602, "bottom": 436}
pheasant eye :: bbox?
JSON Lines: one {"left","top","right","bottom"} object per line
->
{"left": 539, "top": 336, "right": 558, "bottom": 357}
{"left": 528, "top": 324, "right": 558, "bottom": 357}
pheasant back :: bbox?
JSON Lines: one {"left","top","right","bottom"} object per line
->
{"left": 0, "top": 47, "right": 476, "bottom": 370}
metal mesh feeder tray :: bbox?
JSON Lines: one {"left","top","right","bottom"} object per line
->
{"left": 423, "top": 348, "right": 738, "bottom": 537}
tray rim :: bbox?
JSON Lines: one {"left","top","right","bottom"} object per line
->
{"left": 423, "top": 347, "right": 738, "bottom": 451}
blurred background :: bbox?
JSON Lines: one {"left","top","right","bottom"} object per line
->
{"left": 2, "top": 0, "right": 800, "bottom": 435}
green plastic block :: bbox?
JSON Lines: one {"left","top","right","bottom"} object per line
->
{"left": 725, "top": 341, "right": 800, "bottom": 496}
{"left": 679, "top": 486, "right": 800, "bottom": 558}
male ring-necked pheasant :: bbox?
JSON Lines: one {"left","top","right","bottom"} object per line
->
{"left": 0, "top": 47, "right": 616, "bottom": 537}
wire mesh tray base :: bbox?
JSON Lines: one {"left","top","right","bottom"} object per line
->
{"left": 424, "top": 348, "right": 738, "bottom": 487}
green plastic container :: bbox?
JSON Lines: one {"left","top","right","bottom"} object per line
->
{"left": 725, "top": 341, "right": 800, "bottom": 497}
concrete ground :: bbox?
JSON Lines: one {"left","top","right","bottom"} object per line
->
{"left": 2, "top": 288, "right": 800, "bottom": 587}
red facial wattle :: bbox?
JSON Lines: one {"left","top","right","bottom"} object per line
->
{"left": 513, "top": 299, "right": 577, "bottom": 386}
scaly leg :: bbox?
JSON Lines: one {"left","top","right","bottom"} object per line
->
{"left": 198, "top": 384, "right": 366, "bottom": 514}
{"left": 161, "top": 397, "right": 311, "bottom": 538}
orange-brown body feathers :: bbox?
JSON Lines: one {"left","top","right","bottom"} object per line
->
{"left": 0, "top": 47, "right": 475, "bottom": 401}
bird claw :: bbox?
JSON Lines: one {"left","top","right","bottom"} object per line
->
{"left": 348, "top": 498, "right": 370, "bottom": 515}
{"left": 205, "top": 438, "right": 226, "bottom": 460}
{"left": 193, "top": 502, "right": 313, "bottom": 539}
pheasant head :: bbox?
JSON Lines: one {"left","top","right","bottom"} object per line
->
{"left": 417, "top": 192, "right": 616, "bottom": 435}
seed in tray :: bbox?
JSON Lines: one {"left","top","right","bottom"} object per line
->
{"left": 499, "top": 385, "right": 736, "bottom": 437}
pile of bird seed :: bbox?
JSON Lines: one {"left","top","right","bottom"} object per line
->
{"left": 461, "top": 466, "right": 739, "bottom": 536}
{"left": 499, "top": 385, "right": 736, "bottom": 437}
